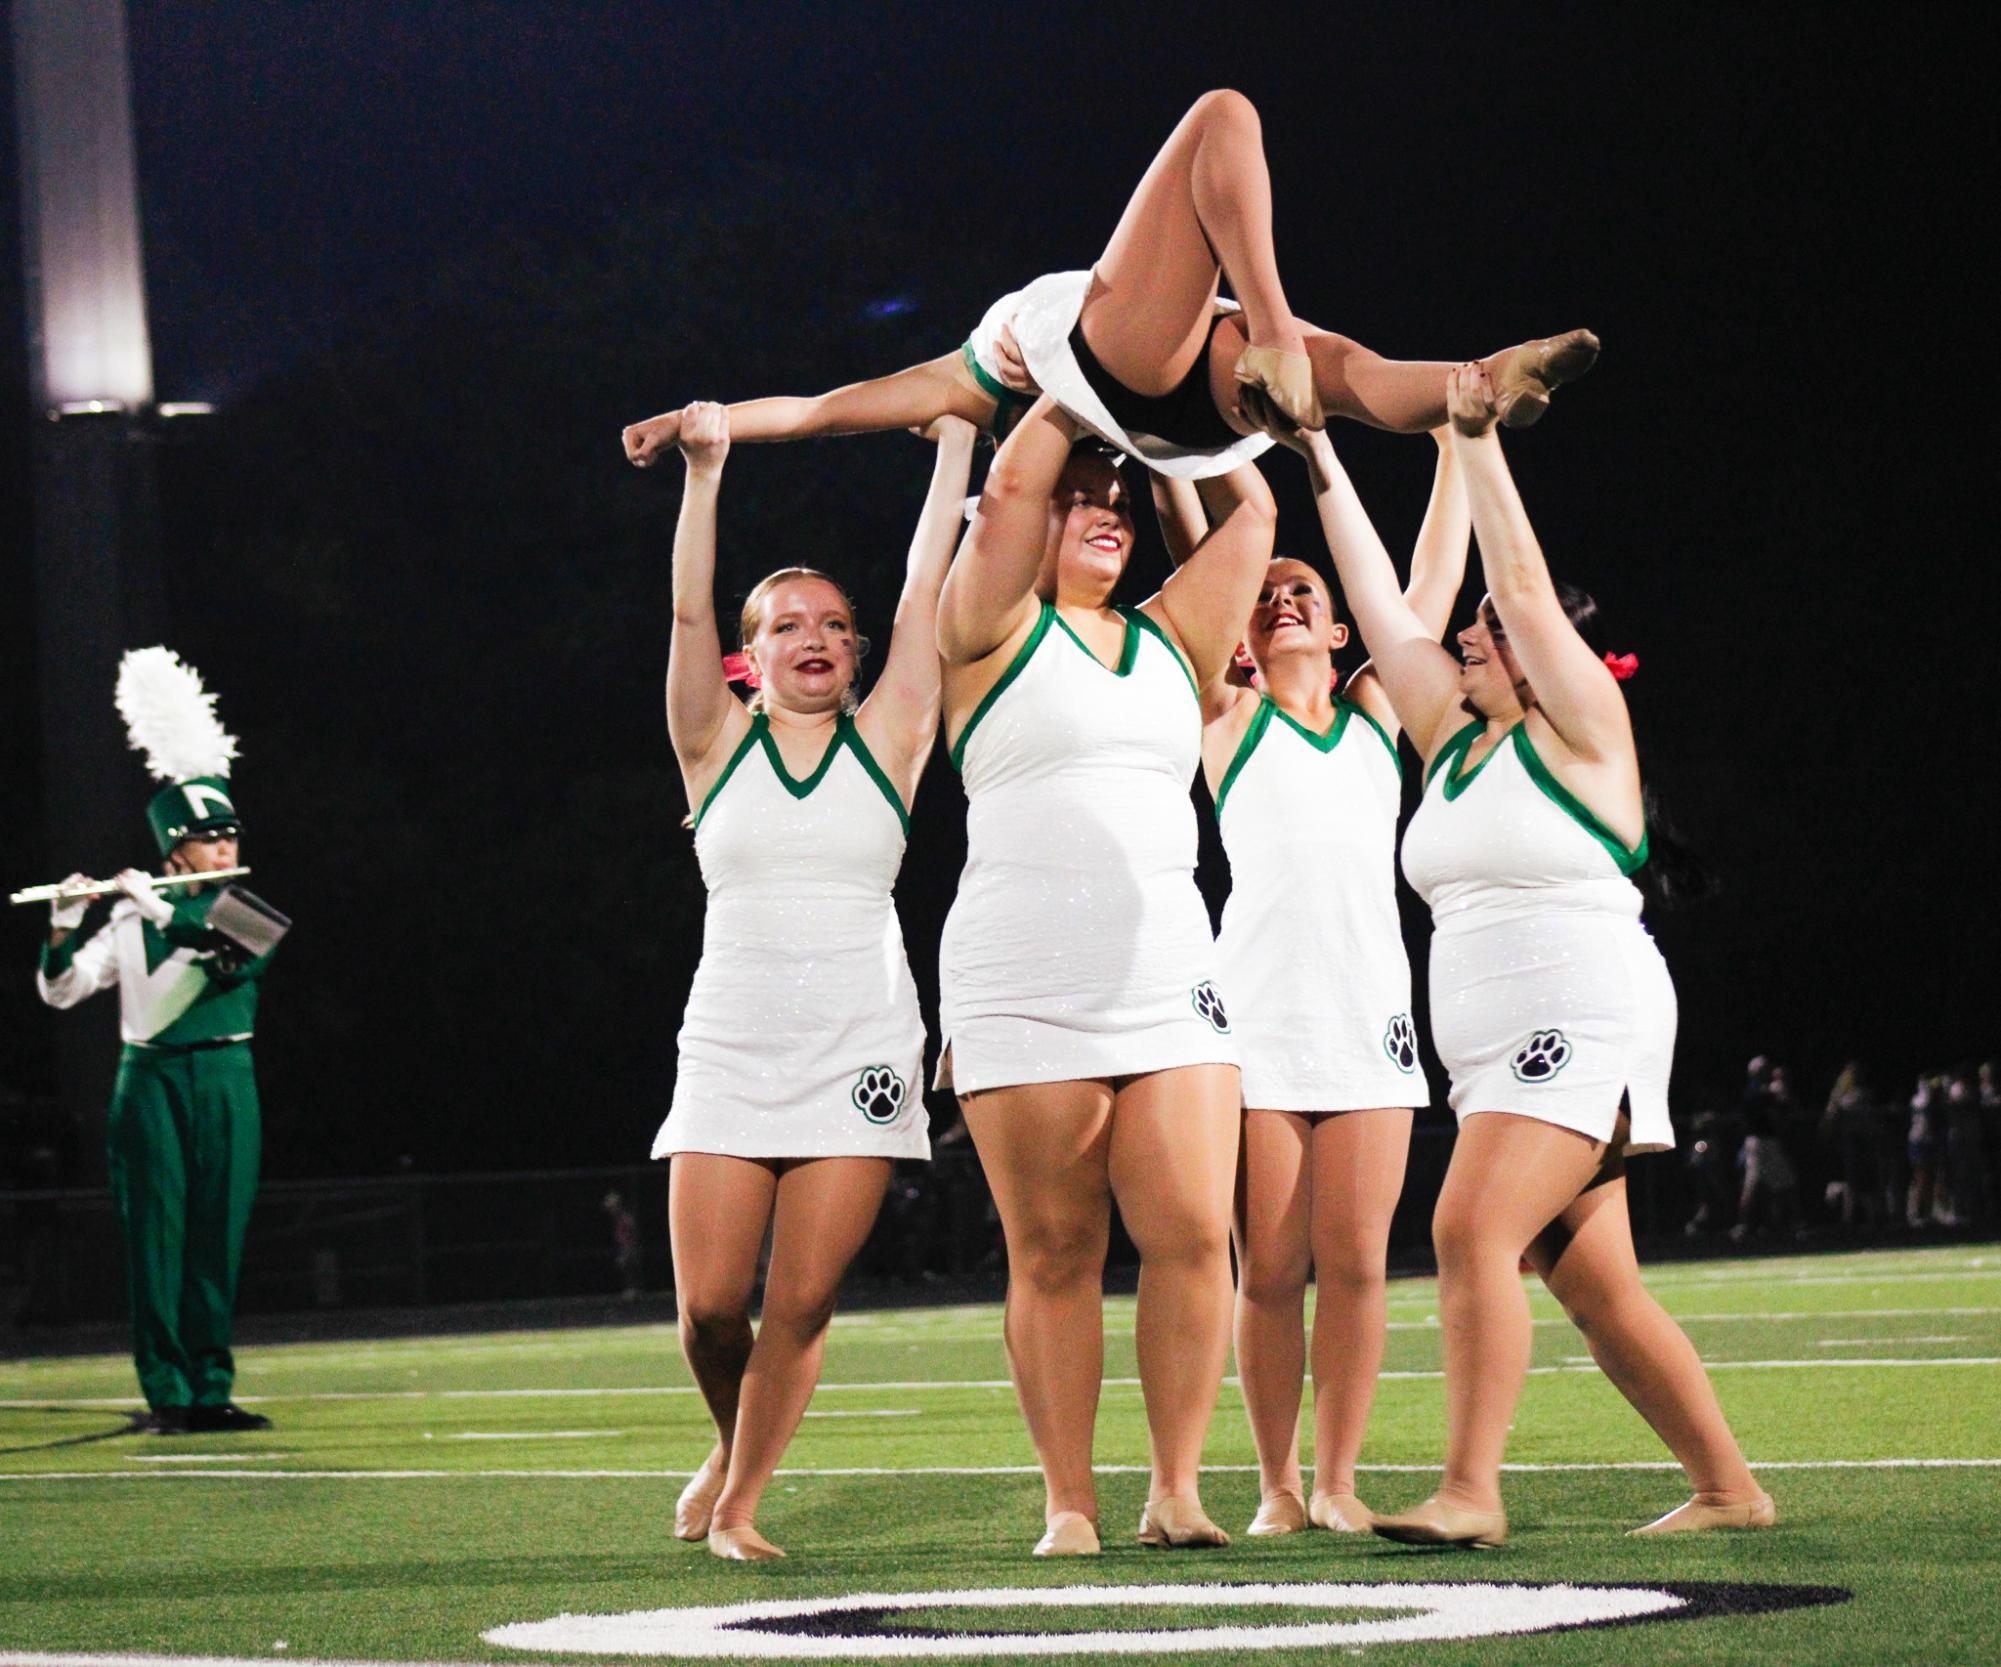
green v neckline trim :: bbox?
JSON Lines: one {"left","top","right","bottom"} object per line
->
{"left": 1429, "top": 718, "right": 1508, "bottom": 797}
{"left": 1424, "top": 718, "right": 1647, "bottom": 874}
{"left": 1215, "top": 694, "right": 1401, "bottom": 819}
{"left": 1050, "top": 605, "right": 1140, "bottom": 676}
{"left": 695, "top": 713, "right": 909, "bottom": 834}
{"left": 759, "top": 712, "right": 846, "bottom": 797}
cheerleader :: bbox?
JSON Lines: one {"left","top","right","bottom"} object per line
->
{"left": 624, "top": 93, "right": 1596, "bottom": 473}
{"left": 1158, "top": 430, "right": 1469, "bottom": 1535}
{"left": 654, "top": 403, "right": 975, "bottom": 1559}
{"left": 936, "top": 393, "right": 1274, "bottom": 1555}
{"left": 1272, "top": 369, "right": 1771, "bottom": 1546}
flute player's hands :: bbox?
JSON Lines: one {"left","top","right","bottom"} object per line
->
{"left": 48, "top": 874, "right": 94, "bottom": 934}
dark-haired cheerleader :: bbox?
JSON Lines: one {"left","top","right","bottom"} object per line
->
{"left": 1269, "top": 365, "right": 1772, "bottom": 1547}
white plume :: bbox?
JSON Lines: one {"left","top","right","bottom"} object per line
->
{"left": 115, "top": 647, "right": 238, "bottom": 782}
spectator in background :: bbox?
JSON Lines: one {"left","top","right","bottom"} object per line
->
{"left": 1943, "top": 1064, "right": 1987, "bottom": 1228}
{"left": 1981, "top": 1063, "right": 2001, "bottom": 1230}
{"left": 602, "top": 1192, "right": 642, "bottom": 1299}
{"left": 1907, "top": 1073, "right": 1944, "bottom": 1227}
{"left": 1734, "top": 1056, "right": 1800, "bottom": 1242}
{"left": 1683, "top": 1103, "right": 1743, "bottom": 1235}
{"left": 1821, "top": 1064, "right": 1881, "bottom": 1228}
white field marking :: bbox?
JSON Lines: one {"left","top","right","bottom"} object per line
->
{"left": 800, "top": 1409, "right": 920, "bottom": 1418}
{"left": 1383, "top": 1304, "right": 2001, "bottom": 1329}
{"left": 448, "top": 1430, "right": 627, "bottom": 1440}
{"left": 1818, "top": 1335, "right": 1968, "bottom": 1346}
{"left": 6, "top": 1353, "right": 1999, "bottom": 1415}
{"left": 487, "top": 1580, "right": 1689, "bottom": 1658}
{"left": 131, "top": 1452, "right": 293, "bottom": 1463}
{"left": 5, "top": 1457, "right": 1999, "bottom": 1483}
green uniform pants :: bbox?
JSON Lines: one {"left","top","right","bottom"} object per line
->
{"left": 107, "top": 1041, "right": 262, "bottom": 1410}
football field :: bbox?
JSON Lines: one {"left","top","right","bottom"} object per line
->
{"left": 3, "top": 1244, "right": 1998, "bottom": 1666}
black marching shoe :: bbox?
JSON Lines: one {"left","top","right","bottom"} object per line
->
{"left": 187, "top": 1402, "right": 273, "bottom": 1433}
{"left": 141, "top": 1406, "right": 192, "bottom": 1435}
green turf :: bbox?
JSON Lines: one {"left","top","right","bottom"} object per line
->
{"left": 3, "top": 1244, "right": 1998, "bottom": 1664}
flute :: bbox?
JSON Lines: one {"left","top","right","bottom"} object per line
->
{"left": 9, "top": 867, "right": 252, "bottom": 907}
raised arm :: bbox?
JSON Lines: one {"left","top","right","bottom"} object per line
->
{"left": 1404, "top": 428, "right": 1472, "bottom": 639}
{"left": 1448, "top": 365, "right": 1632, "bottom": 763}
{"left": 1286, "top": 426, "right": 1463, "bottom": 758}
{"left": 1346, "top": 428, "right": 1474, "bottom": 740}
{"left": 858, "top": 416, "right": 980, "bottom": 788}
{"left": 1145, "top": 462, "right": 1277, "bottom": 690}
{"left": 1150, "top": 468, "right": 1265, "bottom": 721}
{"left": 624, "top": 354, "right": 995, "bottom": 466}
{"left": 664, "top": 403, "right": 749, "bottom": 783}
{"left": 937, "top": 394, "right": 1077, "bottom": 666}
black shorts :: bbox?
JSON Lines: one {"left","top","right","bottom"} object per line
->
{"left": 1068, "top": 314, "right": 1240, "bottom": 453}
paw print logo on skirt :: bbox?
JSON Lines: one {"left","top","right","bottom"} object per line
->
{"left": 1383, "top": 1013, "right": 1419, "bottom": 1074}
{"left": 851, "top": 1065, "right": 908, "bottom": 1124}
{"left": 1510, "top": 1029, "right": 1573, "bottom": 1084}
{"left": 1190, "top": 982, "right": 1230, "bottom": 1035}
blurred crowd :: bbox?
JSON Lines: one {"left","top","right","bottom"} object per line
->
{"left": 1682, "top": 1055, "right": 2001, "bottom": 1242}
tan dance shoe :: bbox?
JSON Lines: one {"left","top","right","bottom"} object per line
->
{"left": 674, "top": 1451, "right": 727, "bottom": 1541}
{"left": 1246, "top": 1490, "right": 1309, "bottom": 1536}
{"left": 708, "top": 1524, "right": 786, "bottom": 1561}
{"left": 1371, "top": 1495, "right": 1508, "bottom": 1549}
{"left": 1308, "top": 1491, "right": 1375, "bottom": 1533}
{"left": 1234, "top": 346, "right": 1325, "bottom": 433}
{"left": 1489, "top": 329, "right": 1601, "bottom": 428}
{"left": 1033, "top": 1511, "right": 1102, "bottom": 1557}
{"left": 1629, "top": 1492, "right": 1778, "bottom": 1535}
{"left": 1138, "top": 1497, "right": 1233, "bottom": 1549}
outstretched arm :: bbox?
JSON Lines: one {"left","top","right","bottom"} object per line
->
{"left": 1404, "top": 427, "right": 1472, "bottom": 638}
{"left": 624, "top": 354, "right": 996, "bottom": 466}
{"left": 1448, "top": 365, "right": 1632, "bottom": 763}
{"left": 937, "top": 394, "right": 1077, "bottom": 665}
{"left": 860, "top": 416, "right": 980, "bottom": 787}
{"left": 1347, "top": 427, "right": 1472, "bottom": 739}
{"left": 1151, "top": 470, "right": 1262, "bottom": 722}
{"left": 1285, "top": 426, "right": 1462, "bottom": 757}
{"left": 663, "top": 403, "right": 747, "bottom": 780}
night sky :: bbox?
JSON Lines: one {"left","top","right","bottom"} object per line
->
{"left": 2, "top": 1, "right": 1991, "bottom": 1177}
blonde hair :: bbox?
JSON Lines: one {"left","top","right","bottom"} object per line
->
{"left": 738, "top": 567, "right": 868, "bottom": 716}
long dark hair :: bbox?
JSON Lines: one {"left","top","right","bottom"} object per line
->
{"left": 1555, "top": 584, "right": 1716, "bottom": 908}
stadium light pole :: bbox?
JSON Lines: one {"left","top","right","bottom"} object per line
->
{"left": 9, "top": 0, "right": 167, "bottom": 1171}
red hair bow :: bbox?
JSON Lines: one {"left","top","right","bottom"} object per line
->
{"left": 1602, "top": 651, "right": 1639, "bottom": 682}
{"left": 722, "top": 653, "right": 762, "bottom": 689}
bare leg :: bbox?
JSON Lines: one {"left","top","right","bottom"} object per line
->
{"left": 962, "top": 1080, "right": 1115, "bottom": 1532}
{"left": 1206, "top": 315, "right": 1600, "bottom": 437}
{"left": 1110, "top": 1064, "right": 1241, "bottom": 1528}
{"left": 1234, "top": 1110, "right": 1312, "bottom": 1511}
{"left": 1082, "top": 90, "right": 1303, "bottom": 398}
{"left": 1307, "top": 1107, "right": 1412, "bottom": 1509}
{"left": 1526, "top": 1173, "right": 1764, "bottom": 1508}
{"left": 667, "top": 1154, "right": 777, "bottom": 1533}
{"left": 1430, "top": 1113, "right": 1605, "bottom": 1513}
{"left": 707, "top": 1156, "right": 892, "bottom": 1546}
{"left": 624, "top": 352, "right": 995, "bottom": 464}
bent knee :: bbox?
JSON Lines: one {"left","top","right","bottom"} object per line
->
{"left": 1431, "top": 1199, "right": 1520, "bottom": 1269}
{"left": 678, "top": 1292, "right": 751, "bottom": 1342}
{"left": 1192, "top": 87, "right": 1262, "bottom": 136}
{"left": 1238, "top": 1255, "right": 1309, "bottom": 1309}
{"left": 1007, "top": 1221, "right": 1107, "bottom": 1292}
{"left": 758, "top": 1285, "right": 841, "bottom": 1341}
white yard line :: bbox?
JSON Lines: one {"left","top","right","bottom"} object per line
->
{"left": 446, "top": 1430, "right": 626, "bottom": 1440}
{"left": 3, "top": 1456, "right": 1998, "bottom": 1484}
{"left": 5, "top": 1353, "right": 1997, "bottom": 1415}
{"left": 801, "top": 1409, "right": 920, "bottom": 1418}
